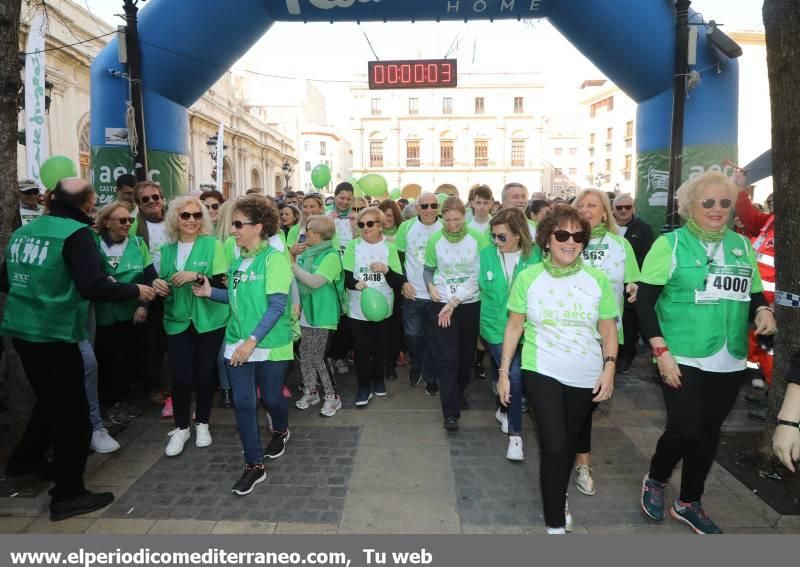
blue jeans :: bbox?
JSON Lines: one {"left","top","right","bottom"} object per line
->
{"left": 487, "top": 342, "right": 523, "bottom": 435}
{"left": 226, "top": 359, "right": 289, "bottom": 465}
{"left": 79, "top": 340, "right": 103, "bottom": 432}
{"left": 402, "top": 298, "right": 433, "bottom": 382}
{"left": 217, "top": 342, "right": 229, "bottom": 389}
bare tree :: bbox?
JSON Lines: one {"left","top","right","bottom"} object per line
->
{"left": 759, "top": 0, "right": 800, "bottom": 461}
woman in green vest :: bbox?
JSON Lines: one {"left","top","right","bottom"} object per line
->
{"left": 637, "top": 171, "right": 776, "bottom": 534}
{"left": 152, "top": 196, "right": 228, "bottom": 458}
{"left": 291, "top": 215, "right": 343, "bottom": 417}
{"left": 480, "top": 208, "right": 541, "bottom": 461}
{"left": 94, "top": 201, "right": 157, "bottom": 426}
{"left": 572, "top": 188, "right": 641, "bottom": 497}
{"left": 194, "top": 195, "right": 294, "bottom": 496}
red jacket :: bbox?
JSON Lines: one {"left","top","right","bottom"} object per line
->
{"left": 736, "top": 191, "right": 775, "bottom": 304}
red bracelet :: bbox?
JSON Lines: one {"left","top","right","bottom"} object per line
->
{"left": 652, "top": 345, "right": 670, "bottom": 358}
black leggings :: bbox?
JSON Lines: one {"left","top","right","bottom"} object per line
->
{"left": 649, "top": 365, "right": 742, "bottom": 502}
{"left": 167, "top": 327, "right": 225, "bottom": 429}
{"left": 348, "top": 318, "right": 389, "bottom": 391}
{"left": 524, "top": 371, "right": 595, "bottom": 529}
{"left": 95, "top": 320, "right": 138, "bottom": 408}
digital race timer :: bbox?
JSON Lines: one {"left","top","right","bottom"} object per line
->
{"left": 368, "top": 59, "right": 457, "bottom": 90}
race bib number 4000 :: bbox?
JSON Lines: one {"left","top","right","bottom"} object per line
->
{"left": 696, "top": 264, "right": 752, "bottom": 304}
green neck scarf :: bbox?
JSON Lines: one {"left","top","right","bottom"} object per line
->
{"left": 687, "top": 217, "right": 726, "bottom": 243}
{"left": 591, "top": 223, "right": 608, "bottom": 239}
{"left": 383, "top": 225, "right": 399, "bottom": 237}
{"left": 542, "top": 253, "right": 583, "bottom": 278}
{"left": 297, "top": 241, "right": 333, "bottom": 295}
{"left": 240, "top": 239, "right": 267, "bottom": 258}
{"left": 442, "top": 225, "right": 468, "bottom": 244}
{"left": 335, "top": 207, "right": 350, "bottom": 219}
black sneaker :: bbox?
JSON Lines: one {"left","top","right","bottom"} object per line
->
{"left": 425, "top": 382, "right": 439, "bottom": 396}
{"left": 50, "top": 491, "right": 114, "bottom": 522}
{"left": 443, "top": 417, "right": 459, "bottom": 430}
{"left": 641, "top": 475, "right": 666, "bottom": 521}
{"left": 231, "top": 464, "right": 266, "bottom": 496}
{"left": 409, "top": 368, "right": 423, "bottom": 386}
{"left": 264, "top": 430, "right": 290, "bottom": 459}
{"left": 670, "top": 499, "right": 722, "bottom": 534}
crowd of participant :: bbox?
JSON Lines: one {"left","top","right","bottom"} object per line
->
{"left": 1, "top": 169, "right": 792, "bottom": 535}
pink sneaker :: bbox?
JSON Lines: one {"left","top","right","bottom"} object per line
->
{"left": 161, "top": 397, "right": 174, "bottom": 418}
{"left": 282, "top": 385, "right": 292, "bottom": 399}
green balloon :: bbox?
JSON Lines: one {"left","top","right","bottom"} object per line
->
{"left": 408, "top": 197, "right": 416, "bottom": 204}
{"left": 40, "top": 155, "right": 78, "bottom": 191}
{"left": 437, "top": 192, "right": 449, "bottom": 204}
{"left": 358, "top": 174, "right": 388, "bottom": 197}
{"left": 389, "top": 188, "right": 401, "bottom": 200}
{"left": 360, "top": 287, "right": 390, "bottom": 322}
{"left": 310, "top": 164, "right": 331, "bottom": 189}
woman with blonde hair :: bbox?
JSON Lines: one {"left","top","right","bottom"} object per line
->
{"left": 572, "top": 187, "right": 640, "bottom": 496}
{"left": 152, "top": 196, "right": 229, "bottom": 457}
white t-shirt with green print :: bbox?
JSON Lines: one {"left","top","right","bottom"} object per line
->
{"left": 395, "top": 218, "right": 441, "bottom": 300}
{"left": 342, "top": 237, "right": 402, "bottom": 321}
{"left": 424, "top": 228, "right": 484, "bottom": 304}
{"left": 507, "top": 264, "right": 619, "bottom": 389}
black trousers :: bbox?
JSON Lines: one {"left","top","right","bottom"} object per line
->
{"left": 328, "top": 315, "right": 353, "bottom": 360}
{"left": 136, "top": 298, "right": 167, "bottom": 392}
{"left": 649, "top": 365, "right": 742, "bottom": 503}
{"left": 524, "top": 370, "right": 595, "bottom": 529}
{"left": 9, "top": 339, "right": 91, "bottom": 501}
{"left": 95, "top": 320, "right": 138, "bottom": 408}
{"left": 620, "top": 302, "right": 640, "bottom": 362}
{"left": 385, "top": 294, "right": 405, "bottom": 371}
{"left": 428, "top": 301, "right": 480, "bottom": 419}
{"left": 348, "top": 317, "right": 388, "bottom": 391}
{"left": 167, "top": 327, "right": 225, "bottom": 429}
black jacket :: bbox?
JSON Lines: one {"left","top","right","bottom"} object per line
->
{"left": 620, "top": 216, "right": 654, "bottom": 269}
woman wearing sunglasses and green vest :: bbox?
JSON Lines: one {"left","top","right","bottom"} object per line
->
{"left": 194, "top": 196, "right": 294, "bottom": 496}
{"left": 501, "top": 205, "right": 618, "bottom": 534}
{"left": 572, "top": 188, "right": 640, "bottom": 497}
{"left": 481, "top": 208, "right": 541, "bottom": 461}
{"left": 638, "top": 172, "right": 775, "bottom": 534}
{"left": 152, "top": 196, "right": 228, "bottom": 458}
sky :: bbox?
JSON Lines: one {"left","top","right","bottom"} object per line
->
{"left": 82, "top": 0, "right": 764, "bottom": 132}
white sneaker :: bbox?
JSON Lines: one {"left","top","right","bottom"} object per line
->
{"left": 165, "top": 427, "right": 191, "bottom": 456}
{"left": 495, "top": 407, "right": 509, "bottom": 434}
{"left": 565, "top": 499, "right": 573, "bottom": 532}
{"left": 90, "top": 428, "right": 120, "bottom": 454}
{"left": 334, "top": 359, "right": 349, "bottom": 375}
{"left": 546, "top": 527, "right": 566, "bottom": 535}
{"left": 320, "top": 395, "right": 342, "bottom": 417}
{"left": 295, "top": 391, "right": 321, "bottom": 410}
{"left": 575, "top": 464, "right": 596, "bottom": 495}
{"left": 751, "top": 377, "right": 766, "bottom": 389}
{"left": 506, "top": 435, "right": 524, "bottom": 461}
{"left": 195, "top": 423, "right": 212, "bottom": 448}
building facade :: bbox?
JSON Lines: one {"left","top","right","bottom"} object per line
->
{"left": 350, "top": 73, "right": 546, "bottom": 200}
{"left": 541, "top": 119, "right": 583, "bottom": 200}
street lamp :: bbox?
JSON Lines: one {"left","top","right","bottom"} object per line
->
{"left": 282, "top": 160, "right": 293, "bottom": 190}
{"left": 206, "top": 134, "right": 227, "bottom": 180}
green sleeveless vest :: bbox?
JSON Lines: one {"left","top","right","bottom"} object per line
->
{"left": 299, "top": 247, "right": 342, "bottom": 329}
{"left": 656, "top": 227, "right": 754, "bottom": 359}
{"left": 160, "top": 236, "right": 229, "bottom": 335}
{"left": 226, "top": 246, "right": 292, "bottom": 348}
{"left": 1, "top": 216, "right": 88, "bottom": 343}
{"left": 96, "top": 236, "right": 150, "bottom": 326}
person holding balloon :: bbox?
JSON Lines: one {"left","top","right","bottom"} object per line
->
{"left": 423, "top": 196, "right": 487, "bottom": 430}
{"left": 342, "top": 207, "right": 407, "bottom": 407}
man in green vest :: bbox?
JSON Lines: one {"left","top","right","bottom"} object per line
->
{"left": 0, "top": 178, "right": 157, "bottom": 522}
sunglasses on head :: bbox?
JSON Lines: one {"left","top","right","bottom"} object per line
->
{"left": 231, "top": 220, "right": 256, "bottom": 229}
{"left": 419, "top": 203, "right": 439, "bottom": 210}
{"left": 700, "top": 198, "right": 732, "bottom": 209}
{"left": 491, "top": 232, "right": 509, "bottom": 243}
{"left": 140, "top": 194, "right": 161, "bottom": 204}
{"left": 111, "top": 216, "right": 135, "bottom": 225}
{"left": 615, "top": 205, "right": 633, "bottom": 211}
{"left": 357, "top": 220, "right": 379, "bottom": 229}
{"left": 179, "top": 211, "right": 203, "bottom": 221}
{"left": 203, "top": 202, "right": 220, "bottom": 210}
{"left": 553, "top": 229, "right": 587, "bottom": 243}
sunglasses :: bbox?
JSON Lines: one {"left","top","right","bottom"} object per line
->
{"left": 20, "top": 188, "right": 39, "bottom": 196}
{"left": 357, "top": 220, "right": 379, "bottom": 229}
{"left": 204, "top": 202, "right": 220, "bottom": 211}
{"left": 140, "top": 194, "right": 161, "bottom": 204}
{"left": 352, "top": 207, "right": 365, "bottom": 213}
{"left": 615, "top": 205, "right": 633, "bottom": 211}
{"left": 111, "top": 217, "right": 135, "bottom": 225}
{"left": 179, "top": 212, "right": 203, "bottom": 221}
{"left": 553, "top": 230, "right": 587, "bottom": 243}
{"left": 491, "top": 233, "right": 509, "bottom": 243}
{"left": 419, "top": 203, "right": 439, "bottom": 210}
{"left": 700, "top": 198, "right": 732, "bottom": 209}
{"left": 231, "top": 220, "right": 256, "bottom": 229}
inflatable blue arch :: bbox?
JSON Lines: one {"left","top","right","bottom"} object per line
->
{"left": 90, "top": 0, "right": 739, "bottom": 229}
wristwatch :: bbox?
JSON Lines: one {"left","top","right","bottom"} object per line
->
{"left": 652, "top": 345, "right": 670, "bottom": 358}
{"left": 603, "top": 356, "right": 616, "bottom": 366}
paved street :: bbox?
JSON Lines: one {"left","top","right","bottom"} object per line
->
{"left": 1, "top": 355, "right": 798, "bottom": 535}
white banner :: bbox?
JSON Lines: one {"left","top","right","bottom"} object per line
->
{"left": 216, "top": 122, "right": 224, "bottom": 192}
{"left": 25, "top": 11, "right": 48, "bottom": 189}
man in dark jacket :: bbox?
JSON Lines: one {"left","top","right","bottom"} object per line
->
{"left": 613, "top": 194, "right": 654, "bottom": 373}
